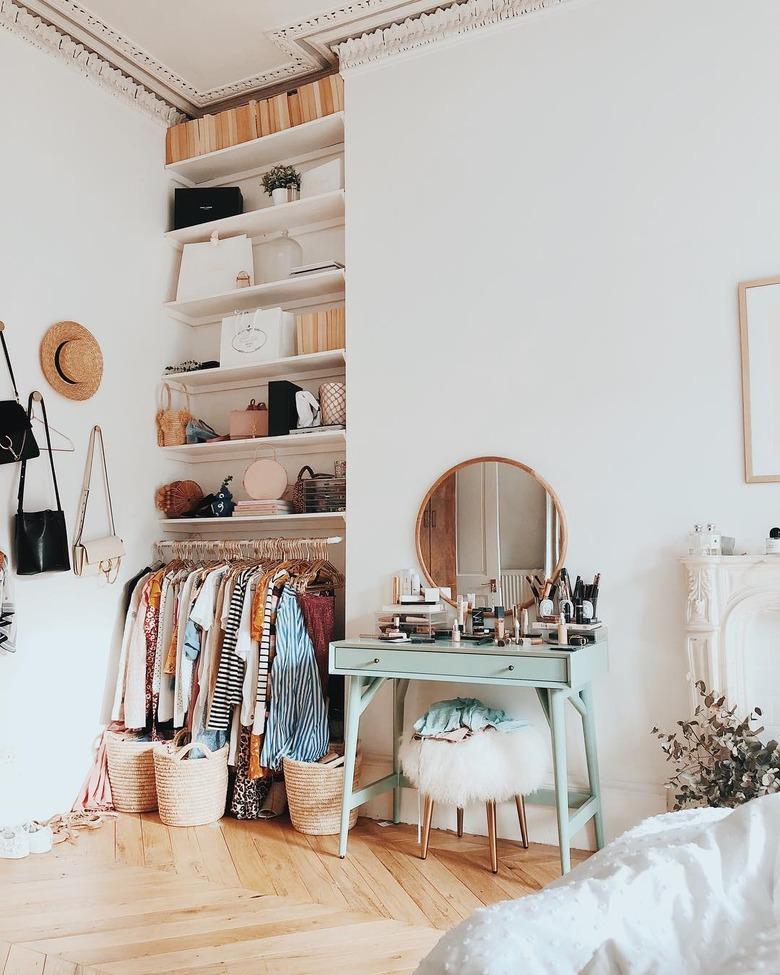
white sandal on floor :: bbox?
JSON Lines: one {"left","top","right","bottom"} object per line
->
{"left": 0, "top": 827, "right": 29, "bottom": 859}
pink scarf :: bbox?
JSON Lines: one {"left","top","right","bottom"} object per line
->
{"left": 72, "top": 722, "right": 124, "bottom": 812}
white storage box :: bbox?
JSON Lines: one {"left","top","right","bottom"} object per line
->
{"left": 219, "top": 307, "right": 296, "bottom": 368}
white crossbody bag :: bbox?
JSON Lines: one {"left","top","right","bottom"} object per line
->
{"left": 73, "top": 425, "right": 125, "bottom": 583}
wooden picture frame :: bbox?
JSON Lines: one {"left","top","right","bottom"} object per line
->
{"left": 739, "top": 275, "right": 780, "bottom": 482}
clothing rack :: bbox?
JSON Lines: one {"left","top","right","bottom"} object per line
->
{"left": 153, "top": 535, "right": 343, "bottom": 563}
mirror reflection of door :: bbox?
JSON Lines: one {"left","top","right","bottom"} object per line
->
{"left": 416, "top": 457, "right": 565, "bottom": 608}
{"left": 456, "top": 462, "right": 550, "bottom": 604}
{"left": 420, "top": 476, "right": 456, "bottom": 596}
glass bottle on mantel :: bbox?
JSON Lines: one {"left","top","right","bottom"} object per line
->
{"left": 688, "top": 524, "right": 704, "bottom": 556}
{"left": 703, "top": 523, "right": 722, "bottom": 556}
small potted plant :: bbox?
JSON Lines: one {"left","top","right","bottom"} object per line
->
{"left": 261, "top": 164, "right": 301, "bottom": 206}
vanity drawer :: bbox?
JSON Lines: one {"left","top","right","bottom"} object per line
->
{"left": 333, "top": 646, "right": 569, "bottom": 685}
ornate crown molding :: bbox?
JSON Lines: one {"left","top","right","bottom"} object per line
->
{"left": 336, "top": 0, "right": 569, "bottom": 71}
{"left": 0, "top": 0, "right": 182, "bottom": 124}
{"left": 16, "top": 0, "right": 414, "bottom": 113}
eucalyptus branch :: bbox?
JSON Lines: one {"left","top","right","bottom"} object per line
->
{"left": 652, "top": 681, "right": 780, "bottom": 811}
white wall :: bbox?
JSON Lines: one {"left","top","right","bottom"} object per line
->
{"left": 0, "top": 30, "right": 180, "bottom": 823}
{"left": 344, "top": 0, "right": 780, "bottom": 846}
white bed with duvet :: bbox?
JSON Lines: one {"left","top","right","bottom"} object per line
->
{"left": 415, "top": 795, "right": 780, "bottom": 975}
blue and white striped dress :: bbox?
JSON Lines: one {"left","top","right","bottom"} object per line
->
{"left": 260, "top": 584, "right": 329, "bottom": 770}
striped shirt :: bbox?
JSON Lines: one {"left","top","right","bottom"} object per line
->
{"left": 207, "top": 567, "right": 253, "bottom": 731}
{"left": 251, "top": 569, "right": 289, "bottom": 736}
{"left": 260, "top": 585, "right": 329, "bottom": 771}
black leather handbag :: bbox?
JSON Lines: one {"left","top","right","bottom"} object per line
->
{"left": 15, "top": 393, "right": 70, "bottom": 575}
{"left": 0, "top": 328, "right": 39, "bottom": 465}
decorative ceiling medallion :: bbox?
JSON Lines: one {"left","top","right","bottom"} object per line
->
{"left": 336, "top": 0, "right": 571, "bottom": 71}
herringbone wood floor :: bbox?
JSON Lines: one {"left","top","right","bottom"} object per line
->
{"left": 0, "top": 814, "right": 588, "bottom": 974}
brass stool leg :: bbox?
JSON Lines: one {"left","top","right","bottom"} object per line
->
{"left": 486, "top": 800, "right": 498, "bottom": 874}
{"left": 515, "top": 794, "right": 529, "bottom": 849}
{"left": 456, "top": 807, "right": 464, "bottom": 838}
{"left": 421, "top": 796, "right": 434, "bottom": 860}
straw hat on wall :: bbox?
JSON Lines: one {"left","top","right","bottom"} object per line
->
{"left": 40, "top": 322, "right": 103, "bottom": 401}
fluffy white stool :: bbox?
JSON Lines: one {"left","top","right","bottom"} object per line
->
{"left": 400, "top": 724, "right": 546, "bottom": 873}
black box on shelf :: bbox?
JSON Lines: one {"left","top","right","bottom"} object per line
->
{"left": 268, "top": 380, "right": 302, "bottom": 436}
{"left": 173, "top": 187, "right": 243, "bottom": 230}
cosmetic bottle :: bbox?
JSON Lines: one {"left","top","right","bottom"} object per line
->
{"left": 688, "top": 525, "right": 704, "bottom": 556}
{"left": 457, "top": 596, "right": 465, "bottom": 630}
{"left": 520, "top": 607, "right": 529, "bottom": 637}
{"left": 514, "top": 614, "right": 520, "bottom": 643}
{"left": 557, "top": 613, "right": 568, "bottom": 647}
{"left": 703, "top": 524, "right": 721, "bottom": 557}
{"left": 767, "top": 528, "right": 780, "bottom": 555}
{"left": 451, "top": 619, "right": 461, "bottom": 644}
{"left": 494, "top": 606, "right": 505, "bottom": 644}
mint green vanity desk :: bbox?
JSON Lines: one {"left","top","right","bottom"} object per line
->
{"left": 329, "top": 635, "right": 608, "bottom": 874}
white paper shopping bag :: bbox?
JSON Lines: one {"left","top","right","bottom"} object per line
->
{"left": 176, "top": 232, "right": 254, "bottom": 301}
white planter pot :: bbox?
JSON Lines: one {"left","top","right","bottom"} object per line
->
{"left": 271, "top": 187, "right": 299, "bottom": 206}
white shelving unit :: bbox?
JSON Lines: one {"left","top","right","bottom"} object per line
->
{"left": 162, "top": 429, "right": 346, "bottom": 463}
{"left": 160, "top": 511, "right": 347, "bottom": 534}
{"left": 160, "top": 100, "right": 347, "bottom": 604}
{"left": 166, "top": 113, "right": 345, "bottom": 187}
{"left": 166, "top": 190, "right": 344, "bottom": 249}
{"left": 165, "top": 349, "right": 346, "bottom": 392}
{"left": 165, "top": 269, "right": 345, "bottom": 327}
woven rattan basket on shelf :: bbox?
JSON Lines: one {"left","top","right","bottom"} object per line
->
{"left": 153, "top": 735, "right": 229, "bottom": 827}
{"left": 283, "top": 746, "right": 362, "bottom": 836}
{"left": 106, "top": 731, "right": 158, "bottom": 813}
{"left": 156, "top": 384, "right": 191, "bottom": 447}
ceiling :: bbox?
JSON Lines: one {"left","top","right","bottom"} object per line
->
{"left": 19, "top": 0, "right": 447, "bottom": 116}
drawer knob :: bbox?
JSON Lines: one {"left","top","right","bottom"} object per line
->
{"left": 507, "top": 665, "right": 515, "bottom": 672}
{"left": 373, "top": 657, "right": 380, "bottom": 664}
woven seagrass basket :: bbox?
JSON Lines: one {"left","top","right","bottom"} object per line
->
{"left": 283, "top": 746, "right": 362, "bottom": 835}
{"left": 153, "top": 735, "right": 228, "bottom": 827}
{"left": 106, "top": 731, "right": 158, "bottom": 813}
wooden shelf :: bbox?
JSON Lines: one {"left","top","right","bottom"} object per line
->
{"left": 165, "top": 269, "right": 345, "bottom": 327}
{"left": 166, "top": 114, "right": 345, "bottom": 187}
{"left": 160, "top": 511, "right": 347, "bottom": 533}
{"left": 165, "top": 349, "right": 346, "bottom": 392}
{"left": 166, "top": 191, "right": 345, "bottom": 249}
{"left": 161, "top": 428, "right": 346, "bottom": 463}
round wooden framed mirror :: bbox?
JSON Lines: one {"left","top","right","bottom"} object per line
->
{"left": 415, "top": 456, "right": 567, "bottom": 609}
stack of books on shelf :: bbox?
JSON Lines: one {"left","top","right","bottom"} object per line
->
{"left": 234, "top": 499, "right": 292, "bottom": 518}
{"left": 166, "top": 75, "right": 345, "bottom": 164}
{"left": 296, "top": 307, "right": 345, "bottom": 354}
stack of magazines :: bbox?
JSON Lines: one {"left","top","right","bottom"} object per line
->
{"left": 234, "top": 499, "right": 292, "bottom": 518}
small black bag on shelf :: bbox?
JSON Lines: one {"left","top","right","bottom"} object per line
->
{"left": 15, "top": 393, "right": 70, "bottom": 575}
{"left": 0, "top": 327, "right": 39, "bottom": 465}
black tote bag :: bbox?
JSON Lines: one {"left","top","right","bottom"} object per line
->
{"left": 15, "top": 393, "right": 70, "bottom": 575}
{"left": 0, "top": 327, "right": 39, "bottom": 465}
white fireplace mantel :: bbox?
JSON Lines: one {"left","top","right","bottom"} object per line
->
{"left": 683, "top": 555, "right": 780, "bottom": 722}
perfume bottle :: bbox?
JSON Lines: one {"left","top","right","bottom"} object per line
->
{"left": 703, "top": 523, "right": 721, "bottom": 556}
{"left": 688, "top": 524, "right": 704, "bottom": 556}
